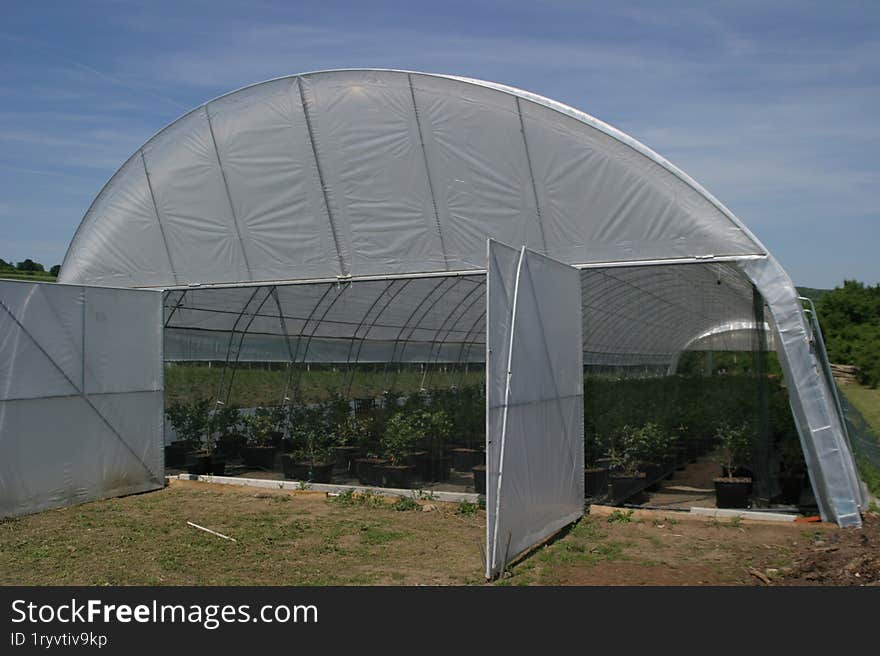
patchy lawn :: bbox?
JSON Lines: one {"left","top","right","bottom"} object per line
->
{"left": 1, "top": 480, "right": 876, "bottom": 586}
{"left": 841, "top": 384, "right": 880, "bottom": 435}
{"left": 0, "top": 480, "right": 485, "bottom": 586}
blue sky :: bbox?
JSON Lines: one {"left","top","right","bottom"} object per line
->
{"left": 1, "top": 0, "right": 877, "bottom": 287}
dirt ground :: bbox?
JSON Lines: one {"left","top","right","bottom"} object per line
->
{"left": 1, "top": 479, "right": 877, "bottom": 586}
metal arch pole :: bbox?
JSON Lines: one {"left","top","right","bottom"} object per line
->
{"left": 456, "top": 313, "right": 487, "bottom": 388}
{"left": 490, "top": 246, "right": 526, "bottom": 577}
{"left": 271, "top": 287, "right": 297, "bottom": 413}
{"left": 389, "top": 277, "right": 463, "bottom": 393}
{"left": 800, "top": 296, "right": 854, "bottom": 450}
{"left": 282, "top": 283, "right": 335, "bottom": 404}
{"left": 341, "top": 279, "right": 395, "bottom": 397}
{"left": 140, "top": 149, "right": 180, "bottom": 285}
{"left": 213, "top": 286, "right": 261, "bottom": 412}
{"left": 346, "top": 278, "right": 415, "bottom": 397}
{"left": 381, "top": 277, "right": 447, "bottom": 391}
{"left": 163, "top": 289, "right": 187, "bottom": 328}
{"left": 291, "top": 281, "right": 352, "bottom": 398}
{"left": 204, "top": 103, "right": 253, "bottom": 280}
{"left": 296, "top": 76, "right": 348, "bottom": 277}
{"left": 515, "top": 96, "right": 548, "bottom": 254}
{"left": 408, "top": 72, "right": 449, "bottom": 269}
{"left": 221, "top": 286, "right": 277, "bottom": 407}
{"left": 431, "top": 283, "right": 486, "bottom": 389}
{"left": 421, "top": 278, "right": 485, "bottom": 389}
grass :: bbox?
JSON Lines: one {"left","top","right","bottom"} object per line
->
{"left": 0, "top": 481, "right": 485, "bottom": 586}
{"left": 841, "top": 384, "right": 880, "bottom": 435}
{"left": 0, "top": 480, "right": 842, "bottom": 586}
{"left": 840, "top": 384, "right": 880, "bottom": 496}
{"left": 0, "top": 271, "right": 56, "bottom": 283}
{"left": 497, "top": 518, "right": 630, "bottom": 586}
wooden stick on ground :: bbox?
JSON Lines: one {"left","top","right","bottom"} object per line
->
{"left": 187, "top": 521, "right": 237, "bottom": 542}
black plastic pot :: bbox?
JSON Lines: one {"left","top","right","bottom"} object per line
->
{"left": 215, "top": 433, "right": 246, "bottom": 459}
{"left": 164, "top": 441, "right": 190, "bottom": 468}
{"left": 451, "top": 448, "right": 484, "bottom": 472}
{"left": 584, "top": 467, "right": 609, "bottom": 498}
{"left": 334, "top": 446, "right": 363, "bottom": 474}
{"left": 281, "top": 455, "right": 335, "bottom": 483}
{"left": 472, "top": 465, "right": 486, "bottom": 495}
{"left": 405, "top": 451, "right": 431, "bottom": 480}
{"left": 672, "top": 446, "right": 688, "bottom": 470}
{"left": 777, "top": 474, "right": 804, "bottom": 505}
{"left": 408, "top": 452, "right": 451, "bottom": 482}
{"left": 185, "top": 452, "right": 226, "bottom": 476}
{"left": 609, "top": 472, "right": 647, "bottom": 503}
{"left": 378, "top": 464, "right": 415, "bottom": 489}
{"left": 269, "top": 431, "right": 284, "bottom": 449}
{"left": 355, "top": 457, "right": 388, "bottom": 486}
{"left": 640, "top": 462, "right": 664, "bottom": 491}
{"left": 427, "top": 455, "right": 452, "bottom": 482}
{"left": 241, "top": 446, "right": 277, "bottom": 470}
{"left": 714, "top": 477, "right": 752, "bottom": 509}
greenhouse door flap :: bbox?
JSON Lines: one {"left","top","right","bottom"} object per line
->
{"left": 486, "top": 240, "right": 584, "bottom": 579}
{"left": 0, "top": 280, "right": 164, "bottom": 518}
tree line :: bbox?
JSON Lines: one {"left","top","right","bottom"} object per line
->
{"left": 0, "top": 258, "right": 60, "bottom": 277}
{"left": 816, "top": 280, "right": 880, "bottom": 388}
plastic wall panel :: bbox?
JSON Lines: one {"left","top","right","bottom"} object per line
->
{"left": 740, "top": 257, "right": 864, "bottom": 526}
{"left": 0, "top": 281, "right": 163, "bottom": 518}
{"left": 486, "top": 241, "right": 584, "bottom": 578}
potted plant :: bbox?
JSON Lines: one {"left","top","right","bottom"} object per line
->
{"left": 777, "top": 431, "right": 806, "bottom": 505}
{"left": 172, "top": 399, "right": 227, "bottom": 475}
{"left": 424, "top": 409, "right": 454, "bottom": 482}
{"left": 334, "top": 414, "right": 371, "bottom": 475}
{"left": 713, "top": 421, "right": 753, "bottom": 509}
{"left": 608, "top": 425, "right": 647, "bottom": 502}
{"left": 213, "top": 403, "right": 245, "bottom": 459}
{"left": 636, "top": 422, "right": 673, "bottom": 490}
{"left": 584, "top": 432, "right": 610, "bottom": 499}
{"left": 281, "top": 415, "right": 337, "bottom": 484}
{"left": 241, "top": 407, "right": 278, "bottom": 469}
{"left": 378, "top": 412, "right": 421, "bottom": 489}
{"left": 164, "top": 399, "right": 206, "bottom": 467}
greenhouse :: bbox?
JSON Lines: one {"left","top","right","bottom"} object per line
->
{"left": 0, "top": 69, "right": 868, "bottom": 578}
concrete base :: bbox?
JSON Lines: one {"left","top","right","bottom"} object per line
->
{"left": 689, "top": 506, "right": 797, "bottom": 522}
{"left": 168, "top": 473, "right": 480, "bottom": 503}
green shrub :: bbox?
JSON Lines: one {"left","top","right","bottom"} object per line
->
{"left": 391, "top": 496, "right": 420, "bottom": 511}
{"left": 165, "top": 398, "right": 211, "bottom": 448}
{"left": 715, "top": 421, "right": 753, "bottom": 477}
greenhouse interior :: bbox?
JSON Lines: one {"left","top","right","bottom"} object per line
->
{"left": 0, "top": 69, "right": 871, "bottom": 577}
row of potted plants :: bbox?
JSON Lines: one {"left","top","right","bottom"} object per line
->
{"left": 164, "top": 386, "right": 488, "bottom": 489}
{"left": 584, "top": 418, "right": 807, "bottom": 509}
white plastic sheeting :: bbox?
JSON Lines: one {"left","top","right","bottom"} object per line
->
{"left": 486, "top": 241, "right": 584, "bottom": 578}
{"left": 163, "top": 274, "right": 487, "bottom": 365}
{"left": 0, "top": 281, "right": 163, "bottom": 518}
{"left": 49, "top": 68, "right": 865, "bottom": 527}
{"left": 60, "top": 70, "right": 764, "bottom": 288}
{"left": 741, "top": 257, "right": 865, "bottom": 526}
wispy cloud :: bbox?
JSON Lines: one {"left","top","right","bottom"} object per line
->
{"left": 0, "top": 0, "right": 877, "bottom": 286}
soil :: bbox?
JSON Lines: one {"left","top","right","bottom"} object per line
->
{"left": 778, "top": 510, "right": 880, "bottom": 585}
{"left": 2, "top": 479, "right": 876, "bottom": 586}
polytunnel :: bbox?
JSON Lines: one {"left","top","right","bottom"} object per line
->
{"left": 0, "top": 70, "right": 866, "bottom": 574}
